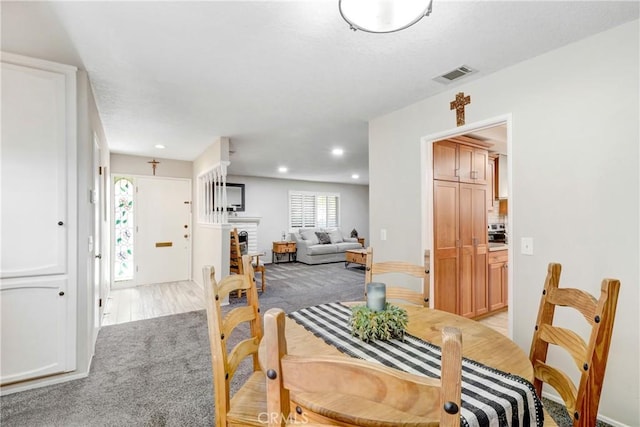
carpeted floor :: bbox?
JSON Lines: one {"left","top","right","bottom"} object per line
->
{"left": 1, "top": 262, "right": 610, "bottom": 426}
{"left": 0, "top": 262, "right": 365, "bottom": 426}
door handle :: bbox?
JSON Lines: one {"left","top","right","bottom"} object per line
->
{"left": 95, "top": 254, "right": 102, "bottom": 259}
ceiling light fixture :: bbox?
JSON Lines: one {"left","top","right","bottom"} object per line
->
{"left": 332, "top": 148, "right": 344, "bottom": 156}
{"left": 154, "top": 144, "right": 165, "bottom": 149}
{"left": 278, "top": 166, "right": 288, "bottom": 173}
{"left": 339, "top": 0, "right": 433, "bottom": 33}
{"left": 352, "top": 174, "right": 359, "bottom": 179}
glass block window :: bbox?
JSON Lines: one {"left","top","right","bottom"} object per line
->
{"left": 114, "top": 177, "right": 134, "bottom": 281}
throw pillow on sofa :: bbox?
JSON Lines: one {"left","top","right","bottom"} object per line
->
{"left": 301, "top": 229, "right": 320, "bottom": 245}
{"left": 315, "top": 231, "right": 331, "bottom": 244}
{"left": 328, "top": 229, "right": 344, "bottom": 244}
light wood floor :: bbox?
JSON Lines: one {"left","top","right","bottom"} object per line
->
{"left": 477, "top": 309, "right": 509, "bottom": 336}
{"left": 103, "top": 280, "right": 509, "bottom": 337}
{"left": 102, "top": 280, "right": 204, "bottom": 326}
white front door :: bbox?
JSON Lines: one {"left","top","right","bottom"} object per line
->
{"left": 135, "top": 177, "right": 191, "bottom": 286}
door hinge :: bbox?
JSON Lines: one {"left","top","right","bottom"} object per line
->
{"left": 99, "top": 298, "right": 102, "bottom": 307}
{"left": 98, "top": 166, "right": 103, "bottom": 175}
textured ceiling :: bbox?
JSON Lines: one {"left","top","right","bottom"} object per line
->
{"left": 2, "top": 1, "right": 638, "bottom": 184}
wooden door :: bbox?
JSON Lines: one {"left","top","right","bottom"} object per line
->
{"left": 433, "top": 181, "right": 459, "bottom": 314}
{"left": 135, "top": 177, "right": 191, "bottom": 286}
{"left": 433, "top": 140, "right": 459, "bottom": 182}
{"left": 0, "top": 57, "right": 77, "bottom": 384}
{"left": 458, "top": 184, "right": 475, "bottom": 318}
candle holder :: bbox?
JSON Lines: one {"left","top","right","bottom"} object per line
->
{"left": 366, "top": 282, "right": 386, "bottom": 312}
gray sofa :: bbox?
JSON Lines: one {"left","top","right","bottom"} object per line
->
{"left": 290, "top": 228, "right": 363, "bottom": 265}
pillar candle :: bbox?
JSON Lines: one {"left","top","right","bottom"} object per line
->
{"left": 366, "top": 282, "right": 386, "bottom": 312}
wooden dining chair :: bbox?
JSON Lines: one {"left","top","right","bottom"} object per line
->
{"left": 230, "top": 227, "right": 265, "bottom": 296}
{"left": 364, "top": 246, "right": 430, "bottom": 306}
{"left": 529, "top": 263, "right": 620, "bottom": 427}
{"left": 264, "top": 307, "right": 462, "bottom": 427}
{"left": 203, "top": 256, "right": 266, "bottom": 427}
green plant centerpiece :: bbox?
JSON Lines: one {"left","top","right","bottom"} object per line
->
{"left": 349, "top": 303, "right": 408, "bottom": 342}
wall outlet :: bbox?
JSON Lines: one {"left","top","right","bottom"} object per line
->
{"left": 380, "top": 229, "right": 387, "bottom": 241}
{"left": 521, "top": 237, "right": 534, "bottom": 255}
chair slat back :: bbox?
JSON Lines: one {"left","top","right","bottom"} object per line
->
{"left": 203, "top": 256, "right": 263, "bottom": 426}
{"left": 264, "top": 308, "right": 462, "bottom": 427}
{"left": 529, "top": 263, "right": 620, "bottom": 426}
{"left": 230, "top": 228, "right": 244, "bottom": 275}
{"left": 364, "top": 247, "right": 431, "bottom": 306}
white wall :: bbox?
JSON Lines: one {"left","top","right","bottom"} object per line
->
{"left": 227, "top": 175, "right": 369, "bottom": 259}
{"left": 191, "top": 141, "right": 229, "bottom": 289}
{"left": 110, "top": 153, "right": 192, "bottom": 178}
{"left": 369, "top": 21, "right": 639, "bottom": 425}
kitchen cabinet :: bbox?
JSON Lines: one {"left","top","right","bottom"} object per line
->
{"left": 488, "top": 250, "right": 508, "bottom": 311}
{"left": 433, "top": 138, "right": 489, "bottom": 185}
{"left": 433, "top": 180, "right": 488, "bottom": 318}
{"left": 1, "top": 54, "right": 77, "bottom": 385}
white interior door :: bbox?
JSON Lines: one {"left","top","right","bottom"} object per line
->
{"left": 135, "top": 177, "right": 191, "bottom": 286}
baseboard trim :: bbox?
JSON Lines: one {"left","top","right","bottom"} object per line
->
{"left": 0, "top": 371, "right": 89, "bottom": 396}
{"left": 541, "top": 391, "right": 628, "bottom": 427}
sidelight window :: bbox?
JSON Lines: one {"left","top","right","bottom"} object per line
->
{"left": 114, "top": 177, "right": 134, "bottom": 281}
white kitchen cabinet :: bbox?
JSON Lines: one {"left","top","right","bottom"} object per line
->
{"left": 1, "top": 53, "right": 77, "bottom": 385}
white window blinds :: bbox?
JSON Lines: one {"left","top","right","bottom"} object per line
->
{"left": 289, "top": 191, "right": 340, "bottom": 229}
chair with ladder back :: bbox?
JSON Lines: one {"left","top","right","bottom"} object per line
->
{"left": 529, "top": 262, "right": 620, "bottom": 426}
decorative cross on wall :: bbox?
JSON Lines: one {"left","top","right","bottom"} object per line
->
{"left": 148, "top": 158, "right": 160, "bottom": 176}
{"left": 450, "top": 92, "right": 471, "bottom": 127}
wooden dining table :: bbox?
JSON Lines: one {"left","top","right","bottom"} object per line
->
{"left": 258, "top": 302, "right": 538, "bottom": 427}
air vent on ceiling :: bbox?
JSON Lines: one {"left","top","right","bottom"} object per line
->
{"left": 433, "top": 65, "right": 477, "bottom": 84}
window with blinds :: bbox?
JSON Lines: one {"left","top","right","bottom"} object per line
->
{"left": 289, "top": 191, "right": 340, "bottom": 229}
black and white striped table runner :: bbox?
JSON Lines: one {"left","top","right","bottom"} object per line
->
{"left": 289, "top": 302, "right": 543, "bottom": 427}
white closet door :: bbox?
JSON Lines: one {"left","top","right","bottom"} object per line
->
{"left": 0, "top": 55, "right": 77, "bottom": 385}
{"left": 1, "top": 62, "right": 67, "bottom": 278}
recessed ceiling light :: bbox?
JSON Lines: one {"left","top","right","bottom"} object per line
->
{"left": 352, "top": 174, "right": 359, "bottom": 179}
{"left": 332, "top": 148, "right": 344, "bottom": 156}
{"left": 155, "top": 144, "right": 165, "bottom": 149}
{"left": 278, "top": 166, "right": 288, "bottom": 173}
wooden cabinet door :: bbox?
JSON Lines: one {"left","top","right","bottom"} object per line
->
{"left": 473, "top": 148, "right": 489, "bottom": 185}
{"left": 458, "top": 144, "right": 474, "bottom": 183}
{"left": 458, "top": 184, "right": 474, "bottom": 318}
{"left": 433, "top": 181, "right": 459, "bottom": 314}
{"left": 471, "top": 185, "right": 488, "bottom": 316}
{"left": 459, "top": 184, "right": 488, "bottom": 318}
{"left": 488, "top": 251, "right": 508, "bottom": 311}
{"left": 433, "top": 140, "right": 459, "bottom": 182}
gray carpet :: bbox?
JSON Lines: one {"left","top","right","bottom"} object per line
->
{"left": 0, "top": 262, "right": 365, "bottom": 426}
{"left": 1, "top": 261, "right": 608, "bottom": 426}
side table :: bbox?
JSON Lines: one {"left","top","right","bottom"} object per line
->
{"left": 272, "top": 241, "right": 296, "bottom": 264}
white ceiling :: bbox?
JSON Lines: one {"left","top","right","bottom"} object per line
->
{"left": 2, "top": 1, "right": 638, "bottom": 184}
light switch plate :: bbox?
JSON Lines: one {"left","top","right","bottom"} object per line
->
{"left": 380, "top": 229, "right": 387, "bottom": 241}
{"left": 521, "top": 237, "right": 534, "bottom": 255}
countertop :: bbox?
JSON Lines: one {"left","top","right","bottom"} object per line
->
{"left": 488, "top": 243, "right": 508, "bottom": 252}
